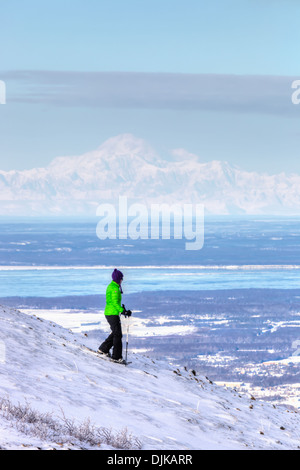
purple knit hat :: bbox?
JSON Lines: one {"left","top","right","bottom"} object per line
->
{"left": 112, "top": 268, "right": 124, "bottom": 291}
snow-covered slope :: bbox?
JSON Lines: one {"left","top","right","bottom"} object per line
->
{"left": 0, "top": 133, "right": 300, "bottom": 215}
{"left": 0, "top": 305, "right": 300, "bottom": 450}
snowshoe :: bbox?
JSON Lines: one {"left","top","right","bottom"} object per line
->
{"left": 97, "top": 349, "right": 111, "bottom": 358}
{"left": 111, "top": 357, "right": 131, "bottom": 365}
{"left": 111, "top": 357, "right": 126, "bottom": 364}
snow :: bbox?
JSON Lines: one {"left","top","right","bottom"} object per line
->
{"left": 1, "top": 304, "right": 300, "bottom": 450}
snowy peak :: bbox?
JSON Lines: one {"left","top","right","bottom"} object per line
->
{"left": 0, "top": 134, "right": 299, "bottom": 215}
{"left": 96, "top": 133, "right": 160, "bottom": 163}
{"left": 47, "top": 133, "right": 162, "bottom": 184}
{"left": 49, "top": 134, "right": 160, "bottom": 169}
{"left": 1, "top": 304, "right": 300, "bottom": 450}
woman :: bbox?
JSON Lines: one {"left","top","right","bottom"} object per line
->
{"left": 98, "top": 268, "right": 130, "bottom": 363}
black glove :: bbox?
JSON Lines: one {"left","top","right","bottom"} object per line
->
{"left": 121, "top": 304, "right": 132, "bottom": 317}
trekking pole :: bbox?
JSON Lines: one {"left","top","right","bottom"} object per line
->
{"left": 125, "top": 317, "right": 130, "bottom": 363}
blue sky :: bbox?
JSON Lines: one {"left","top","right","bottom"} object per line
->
{"left": 1, "top": 0, "right": 299, "bottom": 75}
{"left": 0, "top": 0, "right": 300, "bottom": 172}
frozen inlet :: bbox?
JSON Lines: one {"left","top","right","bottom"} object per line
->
{"left": 0, "top": 80, "right": 6, "bottom": 104}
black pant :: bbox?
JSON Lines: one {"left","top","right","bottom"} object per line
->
{"left": 99, "top": 315, "right": 123, "bottom": 360}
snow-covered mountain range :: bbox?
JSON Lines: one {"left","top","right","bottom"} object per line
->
{"left": 1, "top": 304, "right": 300, "bottom": 450}
{"left": 0, "top": 133, "right": 299, "bottom": 216}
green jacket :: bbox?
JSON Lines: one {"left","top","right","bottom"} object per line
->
{"left": 104, "top": 280, "right": 125, "bottom": 316}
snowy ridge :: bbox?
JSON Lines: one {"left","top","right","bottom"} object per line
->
{"left": 0, "top": 304, "right": 300, "bottom": 450}
{"left": 1, "top": 133, "right": 300, "bottom": 215}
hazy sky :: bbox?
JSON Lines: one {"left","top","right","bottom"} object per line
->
{"left": 0, "top": 0, "right": 300, "bottom": 173}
